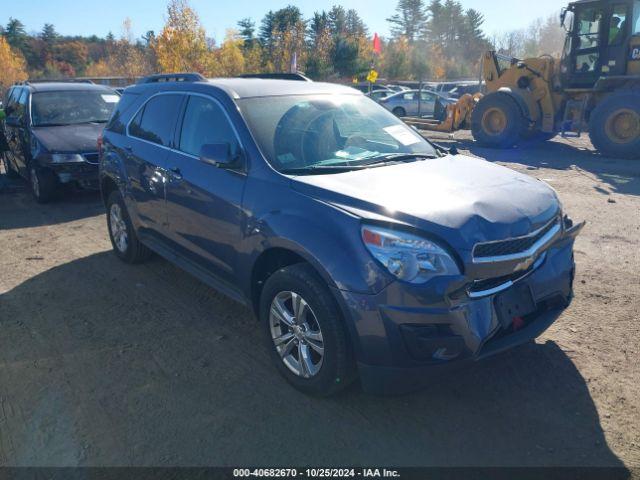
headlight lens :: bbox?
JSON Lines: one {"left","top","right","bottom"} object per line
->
{"left": 361, "top": 225, "right": 460, "bottom": 284}
{"left": 50, "top": 154, "right": 85, "bottom": 163}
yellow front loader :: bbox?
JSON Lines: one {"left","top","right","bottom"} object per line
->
{"left": 418, "top": 0, "right": 640, "bottom": 159}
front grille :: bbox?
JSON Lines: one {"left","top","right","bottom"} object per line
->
{"left": 473, "top": 217, "right": 559, "bottom": 260}
{"left": 83, "top": 153, "right": 100, "bottom": 164}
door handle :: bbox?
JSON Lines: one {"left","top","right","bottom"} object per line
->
{"left": 168, "top": 167, "right": 182, "bottom": 180}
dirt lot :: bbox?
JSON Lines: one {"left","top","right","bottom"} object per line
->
{"left": 0, "top": 133, "right": 638, "bottom": 469}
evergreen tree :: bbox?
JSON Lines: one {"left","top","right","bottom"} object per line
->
{"left": 387, "top": 0, "right": 428, "bottom": 43}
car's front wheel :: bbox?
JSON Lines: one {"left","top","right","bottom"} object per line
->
{"left": 29, "top": 165, "right": 58, "bottom": 203}
{"left": 106, "top": 190, "right": 152, "bottom": 264}
{"left": 260, "top": 264, "right": 356, "bottom": 396}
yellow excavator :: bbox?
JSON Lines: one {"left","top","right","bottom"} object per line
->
{"left": 415, "top": 0, "right": 640, "bottom": 159}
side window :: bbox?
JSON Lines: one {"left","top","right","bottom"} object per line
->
{"left": 178, "top": 96, "right": 240, "bottom": 158}
{"left": 14, "top": 90, "right": 28, "bottom": 122}
{"left": 420, "top": 92, "right": 435, "bottom": 102}
{"left": 576, "top": 7, "right": 603, "bottom": 50}
{"left": 5, "top": 88, "right": 21, "bottom": 114}
{"left": 106, "top": 92, "right": 139, "bottom": 134}
{"left": 403, "top": 92, "right": 415, "bottom": 101}
{"left": 609, "top": 4, "right": 628, "bottom": 45}
{"left": 634, "top": 0, "right": 640, "bottom": 33}
{"left": 129, "top": 94, "right": 182, "bottom": 146}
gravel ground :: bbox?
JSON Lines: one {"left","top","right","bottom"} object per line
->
{"left": 0, "top": 133, "right": 638, "bottom": 470}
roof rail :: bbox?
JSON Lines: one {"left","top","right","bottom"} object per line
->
{"left": 137, "top": 73, "right": 206, "bottom": 84}
{"left": 239, "top": 72, "right": 312, "bottom": 82}
{"left": 27, "top": 78, "right": 95, "bottom": 84}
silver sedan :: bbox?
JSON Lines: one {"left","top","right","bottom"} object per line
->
{"left": 380, "top": 89, "right": 455, "bottom": 118}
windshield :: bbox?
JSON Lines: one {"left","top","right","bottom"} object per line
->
{"left": 238, "top": 94, "right": 438, "bottom": 174}
{"left": 31, "top": 90, "right": 120, "bottom": 127}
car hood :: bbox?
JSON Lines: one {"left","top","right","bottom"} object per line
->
{"left": 32, "top": 123, "right": 104, "bottom": 153}
{"left": 291, "top": 154, "right": 559, "bottom": 253}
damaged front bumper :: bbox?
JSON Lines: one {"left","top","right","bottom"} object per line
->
{"left": 36, "top": 153, "right": 100, "bottom": 189}
{"left": 336, "top": 220, "right": 585, "bottom": 395}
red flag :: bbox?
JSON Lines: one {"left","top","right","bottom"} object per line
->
{"left": 373, "top": 33, "right": 382, "bottom": 55}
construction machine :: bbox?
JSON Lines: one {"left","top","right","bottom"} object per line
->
{"left": 417, "top": 0, "right": 640, "bottom": 159}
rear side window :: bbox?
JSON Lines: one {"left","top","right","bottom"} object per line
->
{"left": 178, "top": 95, "right": 240, "bottom": 157}
{"left": 129, "top": 94, "right": 183, "bottom": 146}
{"left": 106, "top": 92, "right": 138, "bottom": 134}
{"left": 13, "top": 90, "right": 29, "bottom": 121}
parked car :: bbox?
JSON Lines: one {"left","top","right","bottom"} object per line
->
{"left": 380, "top": 89, "right": 456, "bottom": 117}
{"left": 366, "top": 89, "right": 393, "bottom": 102}
{"left": 384, "top": 84, "right": 411, "bottom": 92}
{"left": 448, "top": 82, "right": 484, "bottom": 99}
{"left": 0, "top": 82, "right": 120, "bottom": 202}
{"left": 100, "top": 75, "right": 583, "bottom": 396}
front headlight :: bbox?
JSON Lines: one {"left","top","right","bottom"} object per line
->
{"left": 50, "top": 154, "right": 85, "bottom": 163}
{"left": 361, "top": 225, "right": 460, "bottom": 284}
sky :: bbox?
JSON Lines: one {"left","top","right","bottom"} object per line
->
{"left": 4, "top": 0, "right": 563, "bottom": 42}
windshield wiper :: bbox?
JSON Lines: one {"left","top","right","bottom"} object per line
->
{"left": 369, "top": 153, "right": 440, "bottom": 163}
{"left": 280, "top": 164, "right": 386, "bottom": 175}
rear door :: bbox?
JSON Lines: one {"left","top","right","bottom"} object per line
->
{"left": 124, "top": 93, "right": 184, "bottom": 240}
{"left": 164, "top": 93, "right": 246, "bottom": 286}
{"left": 5, "top": 88, "right": 29, "bottom": 176}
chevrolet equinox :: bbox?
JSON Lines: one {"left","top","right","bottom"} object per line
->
{"left": 99, "top": 73, "right": 584, "bottom": 396}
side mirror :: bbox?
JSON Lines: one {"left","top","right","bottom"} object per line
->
{"left": 199, "top": 143, "right": 239, "bottom": 169}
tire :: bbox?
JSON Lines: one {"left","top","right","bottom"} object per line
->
{"left": 2, "top": 152, "right": 19, "bottom": 179}
{"left": 392, "top": 107, "right": 406, "bottom": 117}
{"left": 106, "top": 190, "right": 152, "bottom": 264}
{"left": 520, "top": 130, "right": 557, "bottom": 143}
{"left": 471, "top": 93, "right": 525, "bottom": 148}
{"left": 588, "top": 92, "right": 640, "bottom": 159}
{"left": 29, "top": 165, "right": 58, "bottom": 203}
{"left": 260, "top": 263, "right": 356, "bottom": 396}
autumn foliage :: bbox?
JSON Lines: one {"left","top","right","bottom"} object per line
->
{"left": 0, "top": 36, "right": 27, "bottom": 91}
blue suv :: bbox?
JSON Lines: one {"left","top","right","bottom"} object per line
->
{"left": 99, "top": 73, "right": 584, "bottom": 396}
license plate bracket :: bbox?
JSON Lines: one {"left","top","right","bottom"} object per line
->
{"left": 495, "top": 284, "right": 536, "bottom": 329}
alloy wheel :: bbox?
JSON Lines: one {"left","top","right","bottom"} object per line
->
{"left": 269, "top": 291, "right": 325, "bottom": 378}
{"left": 109, "top": 203, "right": 129, "bottom": 253}
{"left": 30, "top": 167, "right": 40, "bottom": 198}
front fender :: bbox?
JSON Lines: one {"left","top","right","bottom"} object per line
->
{"left": 239, "top": 196, "right": 393, "bottom": 298}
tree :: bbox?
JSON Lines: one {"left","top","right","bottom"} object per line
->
{"left": 328, "top": 6, "right": 347, "bottom": 36}
{"left": 387, "top": 0, "right": 428, "bottom": 43}
{"left": 0, "top": 35, "right": 28, "bottom": 93}
{"left": 213, "top": 30, "right": 245, "bottom": 76}
{"left": 40, "top": 24, "right": 59, "bottom": 45}
{"left": 306, "top": 12, "right": 333, "bottom": 79}
{"left": 259, "top": 6, "right": 306, "bottom": 72}
{"left": 153, "top": 0, "right": 211, "bottom": 74}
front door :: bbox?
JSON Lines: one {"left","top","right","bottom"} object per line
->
{"left": 570, "top": 3, "right": 606, "bottom": 87}
{"left": 164, "top": 94, "right": 246, "bottom": 286}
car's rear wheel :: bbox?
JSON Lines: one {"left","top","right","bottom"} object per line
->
{"left": 29, "top": 165, "right": 58, "bottom": 203}
{"left": 260, "top": 264, "right": 356, "bottom": 396}
{"left": 106, "top": 190, "right": 152, "bottom": 264}
{"left": 392, "top": 107, "right": 406, "bottom": 117}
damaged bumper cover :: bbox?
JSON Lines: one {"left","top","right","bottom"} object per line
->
{"left": 336, "top": 219, "right": 585, "bottom": 395}
{"left": 36, "top": 153, "right": 100, "bottom": 188}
